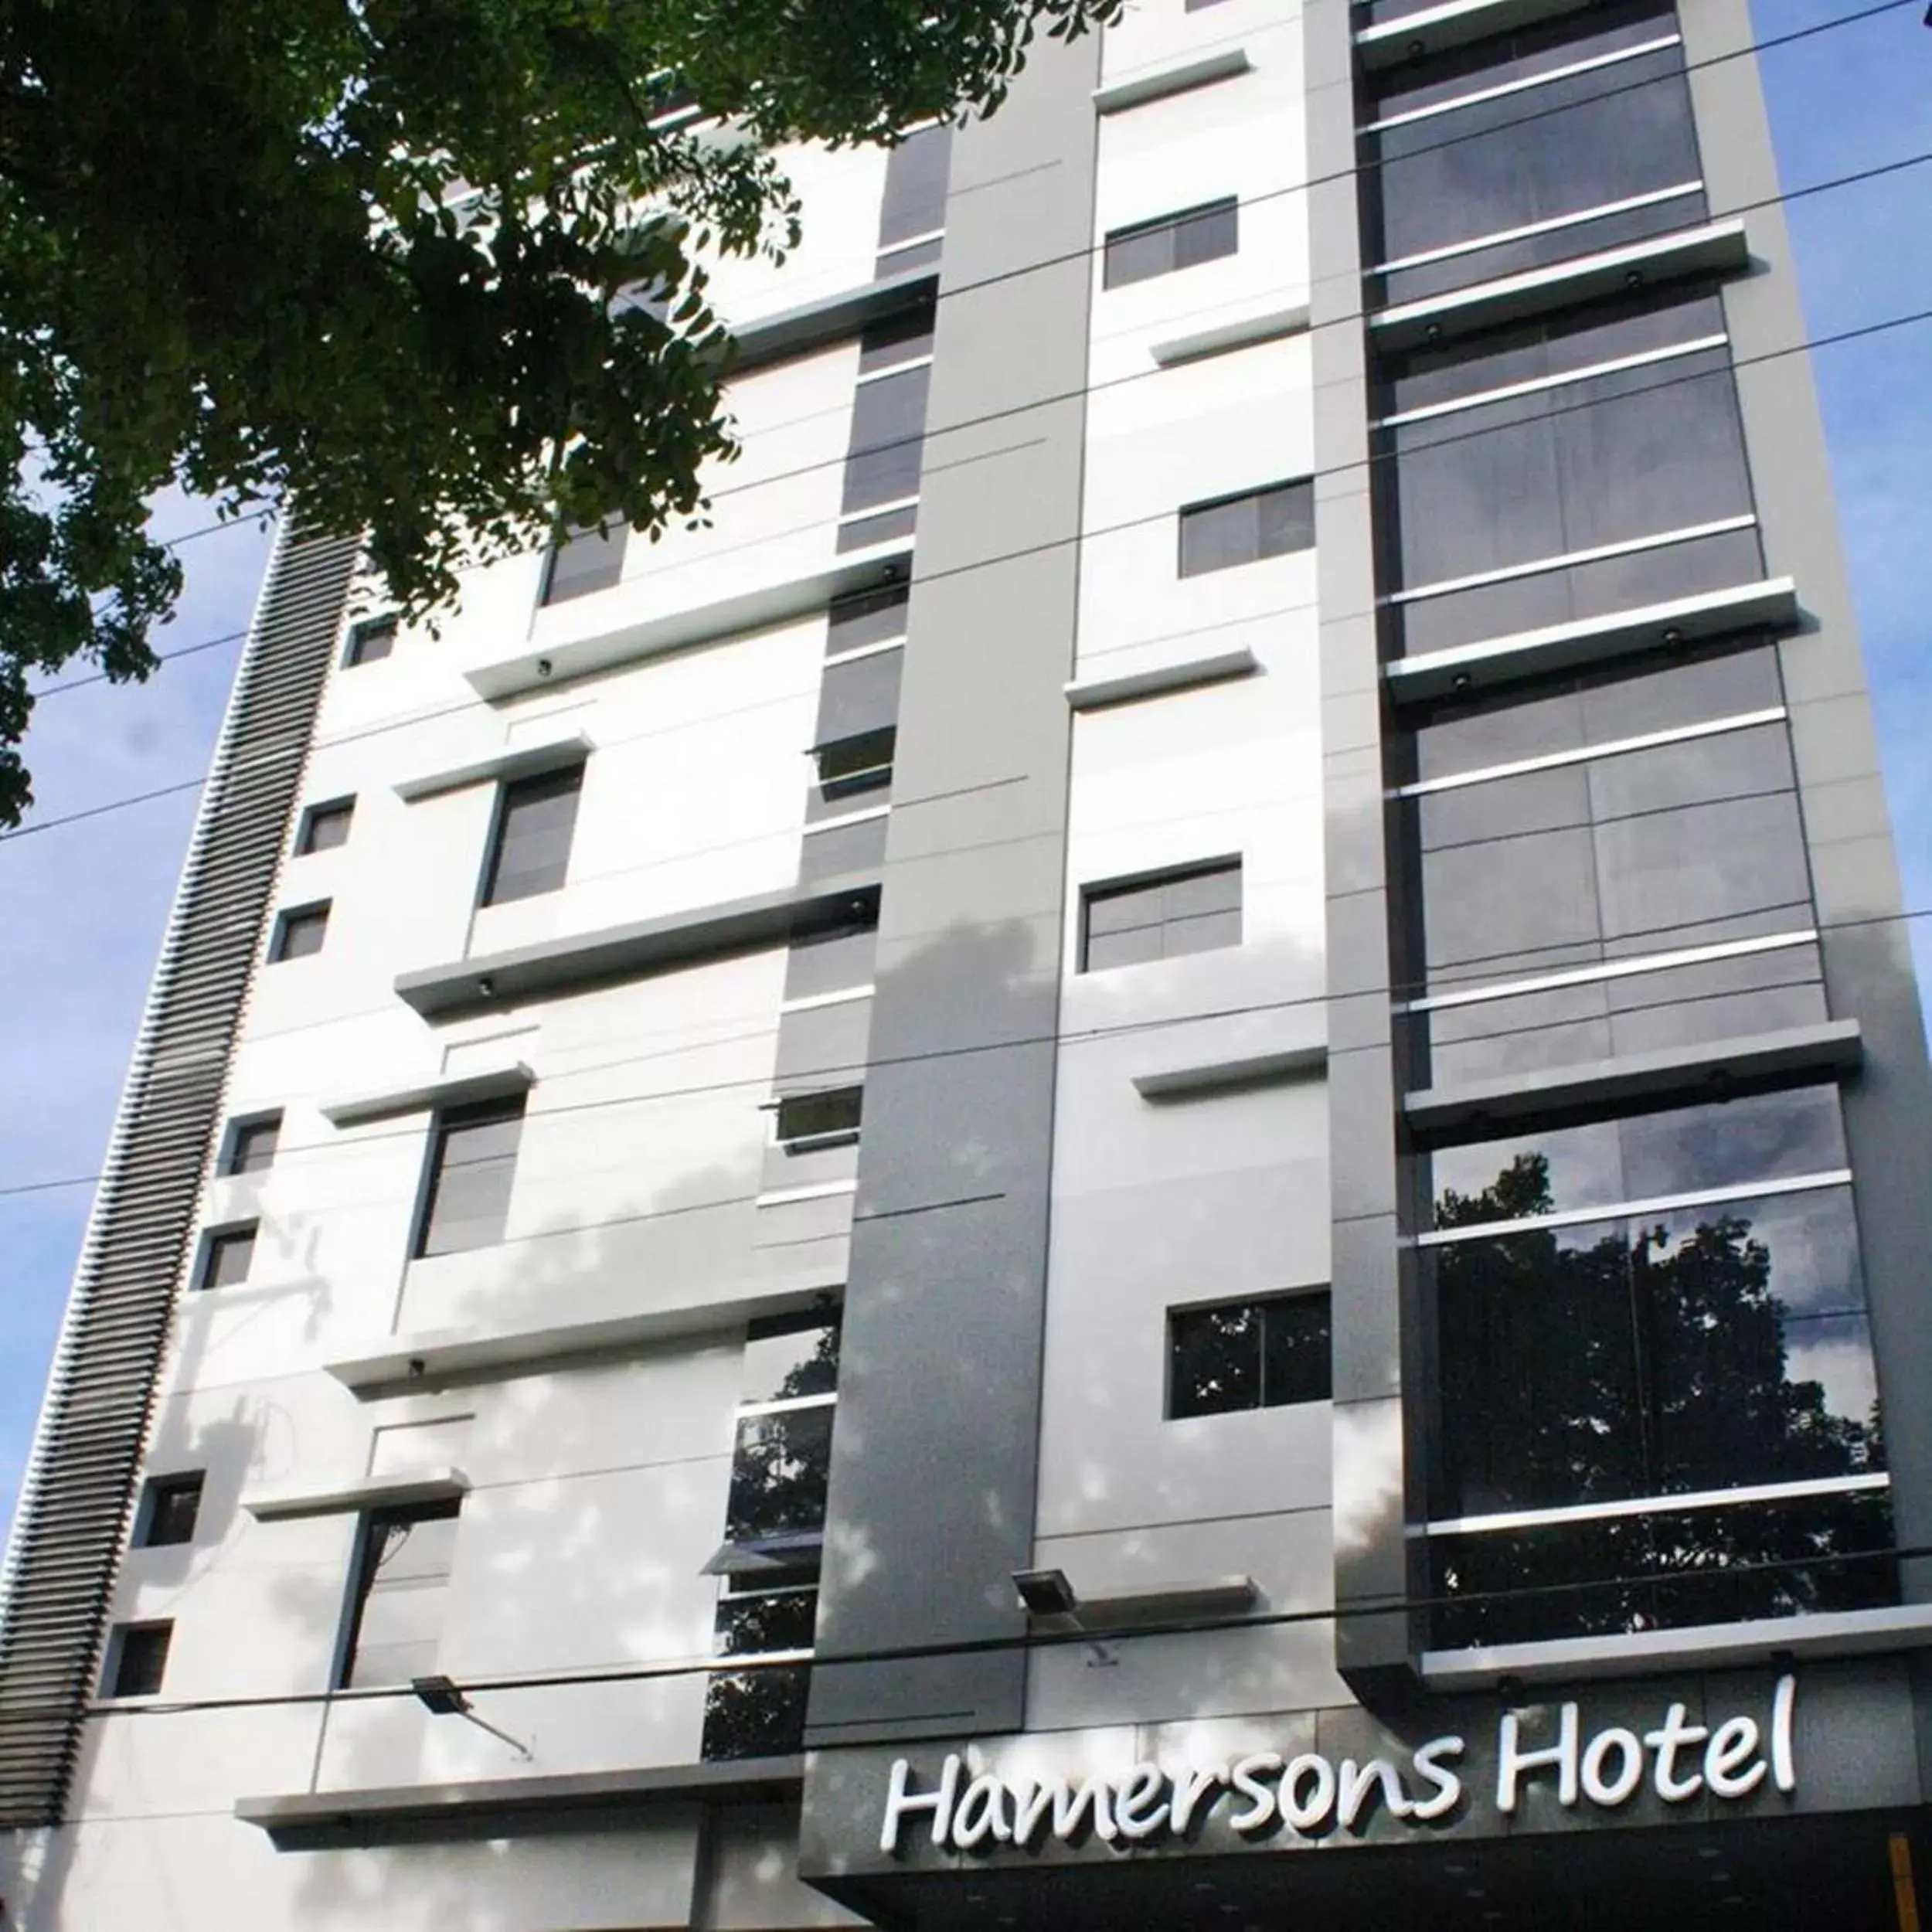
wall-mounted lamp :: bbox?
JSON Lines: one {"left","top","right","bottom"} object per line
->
{"left": 411, "top": 1675, "right": 534, "bottom": 1760}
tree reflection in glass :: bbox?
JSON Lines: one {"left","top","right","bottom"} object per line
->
{"left": 1430, "top": 1152, "right": 1896, "bottom": 1645}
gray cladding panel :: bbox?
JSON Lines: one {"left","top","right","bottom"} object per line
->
{"left": 806, "top": 33, "right": 1100, "bottom": 1747}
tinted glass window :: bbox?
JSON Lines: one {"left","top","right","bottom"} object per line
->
{"left": 297, "top": 798, "right": 355, "bottom": 855}
{"left": 1179, "top": 481, "right": 1314, "bottom": 577}
{"left": 223, "top": 1114, "right": 281, "bottom": 1176}
{"left": 817, "top": 648, "right": 903, "bottom": 747}
{"left": 107, "top": 1624, "right": 172, "bottom": 1698}
{"left": 1170, "top": 1292, "right": 1332, "bottom": 1417}
{"left": 857, "top": 301, "right": 935, "bottom": 375}
{"left": 782, "top": 913, "right": 879, "bottom": 1002}
{"left": 742, "top": 1312, "right": 842, "bottom": 1406}
{"left": 1430, "top": 1487, "right": 1896, "bottom": 1649}
{"left": 838, "top": 503, "right": 918, "bottom": 553}
{"left": 482, "top": 764, "right": 583, "bottom": 906}
{"left": 878, "top": 124, "right": 952, "bottom": 250}
{"left": 198, "top": 1225, "right": 256, "bottom": 1291}
{"left": 1083, "top": 860, "right": 1242, "bottom": 971}
{"left": 415, "top": 1096, "right": 526, "bottom": 1257}
{"left": 345, "top": 614, "right": 396, "bottom": 666}
{"left": 828, "top": 583, "right": 910, "bottom": 655}
{"left": 340, "top": 1501, "right": 461, "bottom": 1689}
{"left": 543, "top": 522, "right": 627, "bottom": 604}
{"left": 1428, "top": 1086, "right": 1849, "bottom": 1226}
{"left": 843, "top": 366, "right": 930, "bottom": 513}
{"left": 140, "top": 1474, "right": 204, "bottom": 1549}
{"left": 270, "top": 903, "right": 329, "bottom": 962}
{"left": 1104, "top": 198, "right": 1238, "bottom": 289}
{"left": 815, "top": 726, "right": 896, "bottom": 800}
{"left": 726, "top": 1406, "right": 835, "bottom": 1542}
{"left": 774, "top": 1087, "right": 862, "bottom": 1146}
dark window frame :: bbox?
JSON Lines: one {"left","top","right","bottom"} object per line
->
{"left": 196, "top": 1222, "right": 258, "bottom": 1292}
{"left": 295, "top": 797, "right": 355, "bottom": 856}
{"left": 411, "top": 1094, "right": 527, "bottom": 1259}
{"left": 1080, "top": 857, "right": 1243, "bottom": 972}
{"left": 479, "top": 762, "right": 586, "bottom": 908}
{"left": 1167, "top": 1289, "right": 1334, "bottom": 1419}
{"left": 269, "top": 901, "right": 330, "bottom": 963}
{"left": 1103, "top": 196, "right": 1240, "bottom": 290}
{"left": 343, "top": 614, "right": 397, "bottom": 668}
{"left": 137, "top": 1472, "right": 206, "bottom": 1549}
{"left": 772, "top": 1087, "right": 863, "bottom": 1152}
{"left": 1178, "top": 478, "right": 1316, "bottom": 578}
{"left": 104, "top": 1621, "right": 172, "bottom": 1699}
{"left": 221, "top": 1111, "right": 282, "bottom": 1178}
{"left": 336, "top": 1498, "right": 463, "bottom": 1690}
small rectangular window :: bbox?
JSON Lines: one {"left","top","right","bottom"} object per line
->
{"left": 1081, "top": 859, "right": 1242, "bottom": 971}
{"left": 338, "top": 1500, "right": 461, "bottom": 1689}
{"left": 344, "top": 614, "right": 396, "bottom": 667}
{"left": 877, "top": 124, "right": 953, "bottom": 253}
{"left": 542, "top": 521, "right": 628, "bottom": 604}
{"left": 270, "top": 902, "right": 330, "bottom": 962}
{"left": 815, "top": 726, "right": 896, "bottom": 801}
{"left": 104, "top": 1622, "right": 172, "bottom": 1699}
{"left": 774, "top": 1087, "right": 863, "bottom": 1151}
{"left": 1104, "top": 197, "right": 1239, "bottom": 290}
{"left": 827, "top": 583, "right": 910, "bottom": 656}
{"left": 481, "top": 764, "right": 584, "bottom": 906}
{"left": 223, "top": 1113, "right": 281, "bottom": 1178}
{"left": 843, "top": 364, "right": 930, "bottom": 515}
{"left": 1179, "top": 480, "right": 1315, "bottom": 577}
{"left": 296, "top": 798, "right": 355, "bottom": 855}
{"left": 413, "top": 1096, "right": 526, "bottom": 1258}
{"left": 138, "top": 1474, "right": 205, "bottom": 1549}
{"left": 1168, "top": 1291, "right": 1332, "bottom": 1419}
{"left": 197, "top": 1224, "right": 257, "bottom": 1291}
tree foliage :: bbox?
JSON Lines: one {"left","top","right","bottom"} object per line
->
{"left": 0, "top": 0, "right": 1119, "bottom": 823}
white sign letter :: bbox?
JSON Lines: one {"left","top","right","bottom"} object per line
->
{"left": 1114, "top": 1764, "right": 1171, "bottom": 1842}
{"left": 1171, "top": 1764, "right": 1230, "bottom": 1835}
{"left": 1580, "top": 1726, "right": 1645, "bottom": 1807}
{"left": 1280, "top": 1754, "right": 1337, "bottom": 1833}
{"left": 1704, "top": 1716, "right": 1767, "bottom": 1800}
{"left": 1771, "top": 1673, "right": 1797, "bottom": 1794}
{"left": 1409, "top": 1736, "right": 1466, "bottom": 1821}
{"left": 951, "top": 1772, "right": 1014, "bottom": 1850}
{"left": 1498, "top": 1702, "right": 1579, "bottom": 1814}
{"left": 1645, "top": 1703, "right": 1709, "bottom": 1803}
{"left": 1338, "top": 1758, "right": 1416, "bottom": 1829}
{"left": 881, "top": 1755, "right": 962, "bottom": 1854}
{"left": 1228, "top": 1752, "right": 1284, "bottom": 1833}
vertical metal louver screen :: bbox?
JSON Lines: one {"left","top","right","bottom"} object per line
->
{"left": 0, "top": 519, "right": 356, "bottom": 1826}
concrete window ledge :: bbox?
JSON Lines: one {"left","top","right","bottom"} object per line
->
{"left": 243, "top": 1468, "right": 469, "bottom": 1523}
{"left": 1368, "top": 219, "right": 1749, "bottom": 351}
{"left": 1403, "top": 1020, "right": 1862, "bottom": 1137}
{"left": 321, "top": 1063, "right": 533, "bottom": 1130}
{"left": 325, "top": 1285, "right": 843, "bottom": 1398}
{"left": 1386, "top": 577, "right": 1801, "bottom": 704}
{"left": 1093, "top": 47, "right": 1251, "bottom": 114}
{"left": 393, "top": 733, "right": 593, "bottom": 804}
{"left": 236, "top": 1755, "right": 804, "bottom": 1851}
{"left": 393, "top": 875, "right": 881, "bottom": 1019}
{"left": 1064, "top": 647, "right": 1257, "bottom": 712}
{"left": 1134, "top": 1043, "right": 1328, "bottom": 1100}
{"left": 1151, "top": 305, "right": 1311, "bottom": 368}
{"left": 1357, "top": 0, "right": 1595, "bottom": 69}
{"left": 1421, "top": 1603, "right": 1932, "bottom": 1691}
{"left": 466, "top": 549, "right": 913, "bottom": 702}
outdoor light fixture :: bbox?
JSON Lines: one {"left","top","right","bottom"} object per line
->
{"left": 1012, "top": 1568, "right": 1079, "bottom": 1617}
{"left": 410, "top": 1675, "right": 534, "bottom": 1760}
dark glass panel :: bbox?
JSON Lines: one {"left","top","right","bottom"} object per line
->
{"left": 199, "top": 1225, "right": 257, "bottom": 1291}
{"left": 774, "top": 1087, "right": 862, "bottom": 1146}
{"left": 1429, "top": 1087, "right": 1849, "bottom": 1225}
{"left": 843, "top": 365, "right": 930, "bottom": 513}
{"left": 297, "top": 798, "right": 355, "bottom": 855}
{"left": 1104, "top": 198, "right": 1239, "bottom": 290}
{"left": 345, "top": 614, "right": 396, "bottom": 665}
{"left": 799, "top": 813, "right": 888, "bottom": 881}
{"left": 543, "top": 522, "right": 627, "bottom": 604}
{"left": 1179, "top": 481, "right": 1313, "bottom": 577}
{"left": 781, "top": 915, "right": 879, "bottom": 1002}
{"left": 1383, "top": 287, "right": 1727, "bottom": 420}
{"left": 716, "top": 1587, "right": 819, "bottom": 1657}
{"left": 1084, "top": 923, "right": 1166, "bottom": 972}
{"left": 1429, "top": 1488, "right": 1896, "bottom": 1648}
{"left": 816, "top": 648, "right": 904, "bottom": 746}
{"left": 826, "top": 583, "right": 909, "bottom": 655}
{"left": 878, "top": 125, "right": 951, "bottom": 248}
{"left": 742, "top": 1312, "right": 842, "bottom": 1406}
{"left": 1430, "top": 1185, "right": 1880, "bottom": 1512}
{"left": 702, "top": 1660, "right": 811, "bottom": 1759}
{"left": 857, "top": 301, "right": 935, "bottom": 374}
{"left": 341, "top": 1501, "right": 461, "bottom": 1689}
{"left": 416, "top": 1097, "right": 525, "bottom": 1257}
{"left": 1262, "top": 1293, "right": 1333, "bottom": 1406}
{"left": 815, "top": 725, "right": 896, "bottom": 801}
{"left": 726, "top": 1407, "right": 835, "bottom": 1542}
{"left": 225, "top": 1114, "right": 281, "bottom": 1176}
{"left": 838, "top": 503, "right": 919, "bottom": 552}
{"left": 1170, "top": 1302, "right": 1263, "bottom": 1417}
{"left": 271, "top": 903, "right": 329, "bottom": 961}
{"left": 108, "top": 1624, "right": 172, "bottom": 1699}
{"left": 141, "top": 1475, "right": 204, "bottom": 1549}
{"left": 482, "top": 764, "right": 584, "bottom": 906}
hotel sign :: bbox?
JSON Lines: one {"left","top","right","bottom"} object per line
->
{"left": 879, "top": 1675, "right": 1796, "bottom": 1853}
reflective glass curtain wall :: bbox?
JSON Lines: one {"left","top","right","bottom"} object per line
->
{"left": 1361, "top": 0, "right": 1897, "bottom": 1650}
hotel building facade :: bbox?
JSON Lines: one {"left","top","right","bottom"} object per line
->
{"left": 5, "top": 0, "right": 1932, "bottom": 1923}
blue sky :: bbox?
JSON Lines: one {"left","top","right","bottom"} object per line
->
{"left": 2, "top": 5, "right": 1928, "bottom": 1544}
